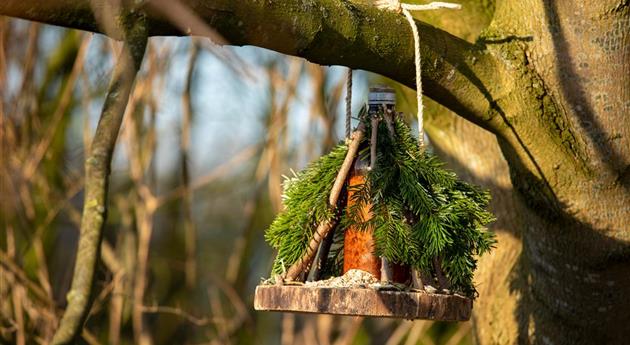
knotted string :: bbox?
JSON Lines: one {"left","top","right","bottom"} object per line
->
{"left": 374, "top": 0, "right": 461, "bottom": 147}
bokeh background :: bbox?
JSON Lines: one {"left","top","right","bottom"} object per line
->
{"left": 0, "top": 2, "right": 494, "bottom": 342}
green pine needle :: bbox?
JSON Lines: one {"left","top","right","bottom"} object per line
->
{"left": 265, "top": 143, "right": 348, "bottom": 275}
{"left": 265, "top": 113, "right": 496, "bottom": 298}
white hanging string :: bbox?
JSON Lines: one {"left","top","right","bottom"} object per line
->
{"left": 375, "top": 0, "right": 461, "bottom": 147}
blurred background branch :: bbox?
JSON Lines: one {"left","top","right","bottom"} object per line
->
{"left": 50, "top": 11, "right": 148, "bottom": 345}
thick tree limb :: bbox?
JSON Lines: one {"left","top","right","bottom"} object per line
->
{"left": 0, "top": 0, "right": 504, "bottom": 132}
{"left": 50, "top": 15, "right": 148, "bottom": 345}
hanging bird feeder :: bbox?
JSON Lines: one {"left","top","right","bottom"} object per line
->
{"left": 254, "top": 86, "right": 495, "bottom": 320}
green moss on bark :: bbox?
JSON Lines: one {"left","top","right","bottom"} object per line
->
{"left": 478, "top": 28, "right": 590, "bottom": 174}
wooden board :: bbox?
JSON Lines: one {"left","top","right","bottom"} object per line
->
{"left": 254, "top": 285, "right": 472, "bottom": 321}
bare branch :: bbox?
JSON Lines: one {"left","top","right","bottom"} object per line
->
{"left": 50, "top": 12, "right": 148, "bottom": 345}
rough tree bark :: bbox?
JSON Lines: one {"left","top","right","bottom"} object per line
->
{"left": 2, "top": 0, "right": 628, "bottom": 344}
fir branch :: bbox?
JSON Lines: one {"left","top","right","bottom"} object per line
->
{"left": 364, "top": 115, "right": 495, "bottom": 297}
{"left": 276, "top": 124, "right": 366, "bottom": 281}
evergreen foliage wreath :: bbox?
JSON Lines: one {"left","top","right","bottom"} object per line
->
{"left": 265, "top": 110, "right": 496, "bottom": 298}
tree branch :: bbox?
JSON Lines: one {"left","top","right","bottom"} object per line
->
{"left": 50, "top": 13, "right": 148, "bottom": 345}
{"left": 0, "top": 0, "right": 504, "bottom": 132}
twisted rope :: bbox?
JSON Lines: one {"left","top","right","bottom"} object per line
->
{"left": 375, "top": 0, "right": 461, "bottom": 147}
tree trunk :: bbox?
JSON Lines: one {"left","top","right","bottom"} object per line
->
{"left": 429, "top": 1, "right": 630, "bottom": 343}
{"left": 476, "top": 1, "right": 630, "bottom": 343}
{"left": 420, "top": 1, "right": 630, "bottom": 342}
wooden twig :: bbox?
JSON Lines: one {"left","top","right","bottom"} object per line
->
{"left": 0, "top": 250, "right": 54, "bottom": 308}
{"left": 370, "top": 116, "right": 379, "bottom": 169}
{"left": 411, "top": 269, "right": 425, "bottom": 290}
{"left": 81, "top": 329, "right": 101, "bottom": 345}
{"left": 381, "top": 258, "right": 393, "bottom": 282}
{"left": 50, "top": 15, "right": 147, "bottom": 345}
{"left": 313, "top": 224, "right": 337, "bottom": 281}
{"left": 22, "top": 34, "right": 91, "bottom": 182}
{"left": 141, "top": 305, "right": 210, "bottom": 327}
{"left": 383, "top": 109, "right": 396, "bottom": 139}
{"left": 283, "top": 210, "right": 338, "bottom": 281}
{"left": 433, "top": 255, "right": 451, "bottom": 290}
{"left": 329, "top": 123, "right": 366, "bottom": 206}
{"left": 181, "top": 41, "right": 199, "bottom": 289}
{"left": 380, "top": 109, "right": 397, "bottom": 283}
{"left": 283, "top": 124, "right": 366, "bottom": 281}
{"left": 281, "top": 314, "right": 295, "bottom": 345}
{"left": 385, "top": 321, "right": 414, "bottom": 345}
{"left": 333, "top": 317, "right": 364, "bottom": 345}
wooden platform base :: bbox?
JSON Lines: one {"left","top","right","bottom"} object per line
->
{"left": 254, "top": 285, "right": 472, "bottom": 321}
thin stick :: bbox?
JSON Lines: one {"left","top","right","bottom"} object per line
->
{"left": 313, "top": 224, "right": 337, "bottom": 281}
{"left": 283, "top": 124, "right": 365, "bottom": 281}
{"left": 385, "top": 321, "right": 414, "bottom": 345}
{"left": 345, "top": 68, "right": 352, "bottom": 140}
{"left": 0, "top": 250, "right": 53, "bottom": 307}
{"left": 6, "top": 228, "right": 25, "bottom": 345}
{"left": 50, "top": 20, "right": 147, "bottom": 345}
{"left": 281, "top": 314, "right": 295, "bottom": 345}
{"left": 283, "top": 203, "right": 337, "bottom": 281}
{"left": 332, "top": 317, "right": 364, "bottom": 345}
{"left": 128, "top": 45, "right": 160, "bottom": 345}
{"left": 404, "top": 321, "right": 430, "bottom": 345}
{"left": 370, "top": 116, "right": 378, "bottom": 169}
{"left": 433, "top": 255, "right": 451, "bottom": 290}
{"left": 141, "top": 305, "right": 210, "bottom": 327}
{"left": 329, "top": 123, "right": 366, "bottom": 206}
{"left": 411, "top": 269, "right": 425, "bottom": 290}
{"left": 383, "top": 109, "right": 396, "bottom": 139}
{"left": 22, "top": 34, "right": 91, "bottom": 181}
{"left": 182, "top": 41, "right": 200, "bottom": 289}
{"left": 81, "top": 329, "right": 101, "bottom": 345}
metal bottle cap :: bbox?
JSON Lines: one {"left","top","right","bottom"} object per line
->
{"left": 368, "top": 85, "right": 396, "bottom": 107}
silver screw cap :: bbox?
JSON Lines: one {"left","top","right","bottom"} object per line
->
{"left": 368, "top": 85, "right": 396, "bottom": 107}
